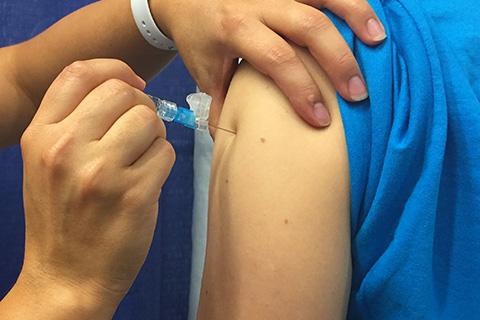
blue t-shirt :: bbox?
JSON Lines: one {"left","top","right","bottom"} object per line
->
{"left": 331, "top": 0, "right": 480, "bottom": 318}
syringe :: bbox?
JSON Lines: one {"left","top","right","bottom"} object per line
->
{"left": 148, "top": 92, "right": 212, "bottom": 131}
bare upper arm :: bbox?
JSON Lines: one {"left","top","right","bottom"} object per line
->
{"left": 198, "top": 46, "right": 351, "bottom": 320}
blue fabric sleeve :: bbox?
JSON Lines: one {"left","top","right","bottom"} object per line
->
{"left": 331, "top": 0, "right": 480, "bottom": 318}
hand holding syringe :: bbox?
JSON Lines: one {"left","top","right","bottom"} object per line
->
{"left": 149, "top": 92, "right": 212, "bottom": 131}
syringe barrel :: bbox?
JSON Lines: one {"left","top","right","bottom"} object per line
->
{"left": 150, "top": 95, "right": 178, "bottom": 122}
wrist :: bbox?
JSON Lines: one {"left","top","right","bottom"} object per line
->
{"left": 3, "top": 269, "right": 122, "bottom": 319}
{"left": 130, "top": 0, "right": 177, "bottom": 50}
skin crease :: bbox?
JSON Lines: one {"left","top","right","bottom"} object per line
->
{"left": 198, "top": 44, "right": 351, "bottom": 319}
{"left": 0, "top": 0, "right": 383, "bottom": 317}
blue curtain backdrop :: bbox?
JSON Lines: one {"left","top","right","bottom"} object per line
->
{"left": 0, "top": 1, "right": 196, "bottom": 319}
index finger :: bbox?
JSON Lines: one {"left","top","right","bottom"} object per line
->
{"left": 226, "top": 19, "right": 331, "bottom": 127}
{"left": 33, "top": 59, "right": 146, "bottom": 125}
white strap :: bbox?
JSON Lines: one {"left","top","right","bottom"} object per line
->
{"left": 131, "top": 0, "right": 177, "bottom": 51}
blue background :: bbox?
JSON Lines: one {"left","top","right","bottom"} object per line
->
{"left": 0, "top": 1, "right": 196, "bottom": 319}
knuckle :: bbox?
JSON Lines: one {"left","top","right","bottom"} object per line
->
{"left": 103, "top": 79, "right": 136, "bottom": 102}
{"left": 41, "top": 149, "right": 65, "bottom": 174}
{"left": 297, "top": 83, "right": 320, "bottom": 100}
{"left": 287, "top": 86, "right": 318, "bottom": 110}
{"left": 265, "top": 45, "right": 297, "bottom": 67}
{"left": 221, "top": 13, "right": 249, "bottom": 31}
{"left": 104, "top": 78, "right": 130, "bottom": 94}
{"left": 218, "top": 9, "right": 249, "bottom": 40}
{"left": 322, "top": 0, "right": 372, "bottom": 16}
{"left": 158, "top": 119, "right": 167, "bottom": 138}
{"left": 121, "top": 188, "right": 149, "bottom": 210}
{"left": 161, "top": 140, "right": 176, "bottom": 165}
{"left": 345, "top": 1, "right": 373, "bottom": 19}
{"left": 40, "top": 132, "right": 75, "bottom": 174}
{"left": 20, "top": 128, "right": 34, "bottom": 150}
{"left": 110, "top": 59, "right": 130, "bottom": 71}
{"left": 116, "top": 86, "right": 137, "bottom": 105}
{"left": 299, "top": 11, "right": 331, "bottom": 33}
{"left": 78, "top": 161, "right": 111, "bottom": 200}
{"left": 62, "top": 61, "right": 92, "bottom": 80}
{"left": 335, "top": 49, "right": 357, "bottom": 70}
{"left": 109, "top": 59, "right": 136, "bottom": 77}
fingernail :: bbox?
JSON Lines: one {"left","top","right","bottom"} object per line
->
{"left": 348, "top": 76, "right": 369, "bottom": 101}
{"left": 313, "top": 102, "right": 330, "bottom": 127}
{"left": 367, "top": 18, "right": 386, "bottom": 41}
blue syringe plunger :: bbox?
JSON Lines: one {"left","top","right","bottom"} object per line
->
{"left": 149, "top": 92, "right": 212, "bottom": 131}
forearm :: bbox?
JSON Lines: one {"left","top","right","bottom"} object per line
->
{"left": 1, "top": 0, "right": 175, "bottom": 146}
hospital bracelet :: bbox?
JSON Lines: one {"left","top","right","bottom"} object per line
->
{"left": 130, "top": 0, "right": 177, "bottom": 51}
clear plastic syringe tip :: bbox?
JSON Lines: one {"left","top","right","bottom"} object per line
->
{"left": 149, "top": 95, "right": 177, "bottom": 122}
{"left": 186, "top": 92, "right": 212, "bottom": 131}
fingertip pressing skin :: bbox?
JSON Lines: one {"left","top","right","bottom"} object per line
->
{"left": 298, "top": 95, "right": 331, "bottom": 127}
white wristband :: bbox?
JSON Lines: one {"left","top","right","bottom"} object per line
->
{"left": 131, "top": 0, "right": 177, "bottom": 51}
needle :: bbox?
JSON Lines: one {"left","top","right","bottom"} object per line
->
{"left": 208, "top": 123, "right": 237, "bottom": 135}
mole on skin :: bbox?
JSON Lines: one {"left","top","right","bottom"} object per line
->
{"left": 260, "top": 137, "right": 266, "bottom": 143}
{"left": 284, "top": 219, "right": 289, "bottom": 225}
{"left": 225, "top": 179, "right": 229, "bottom": 184}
